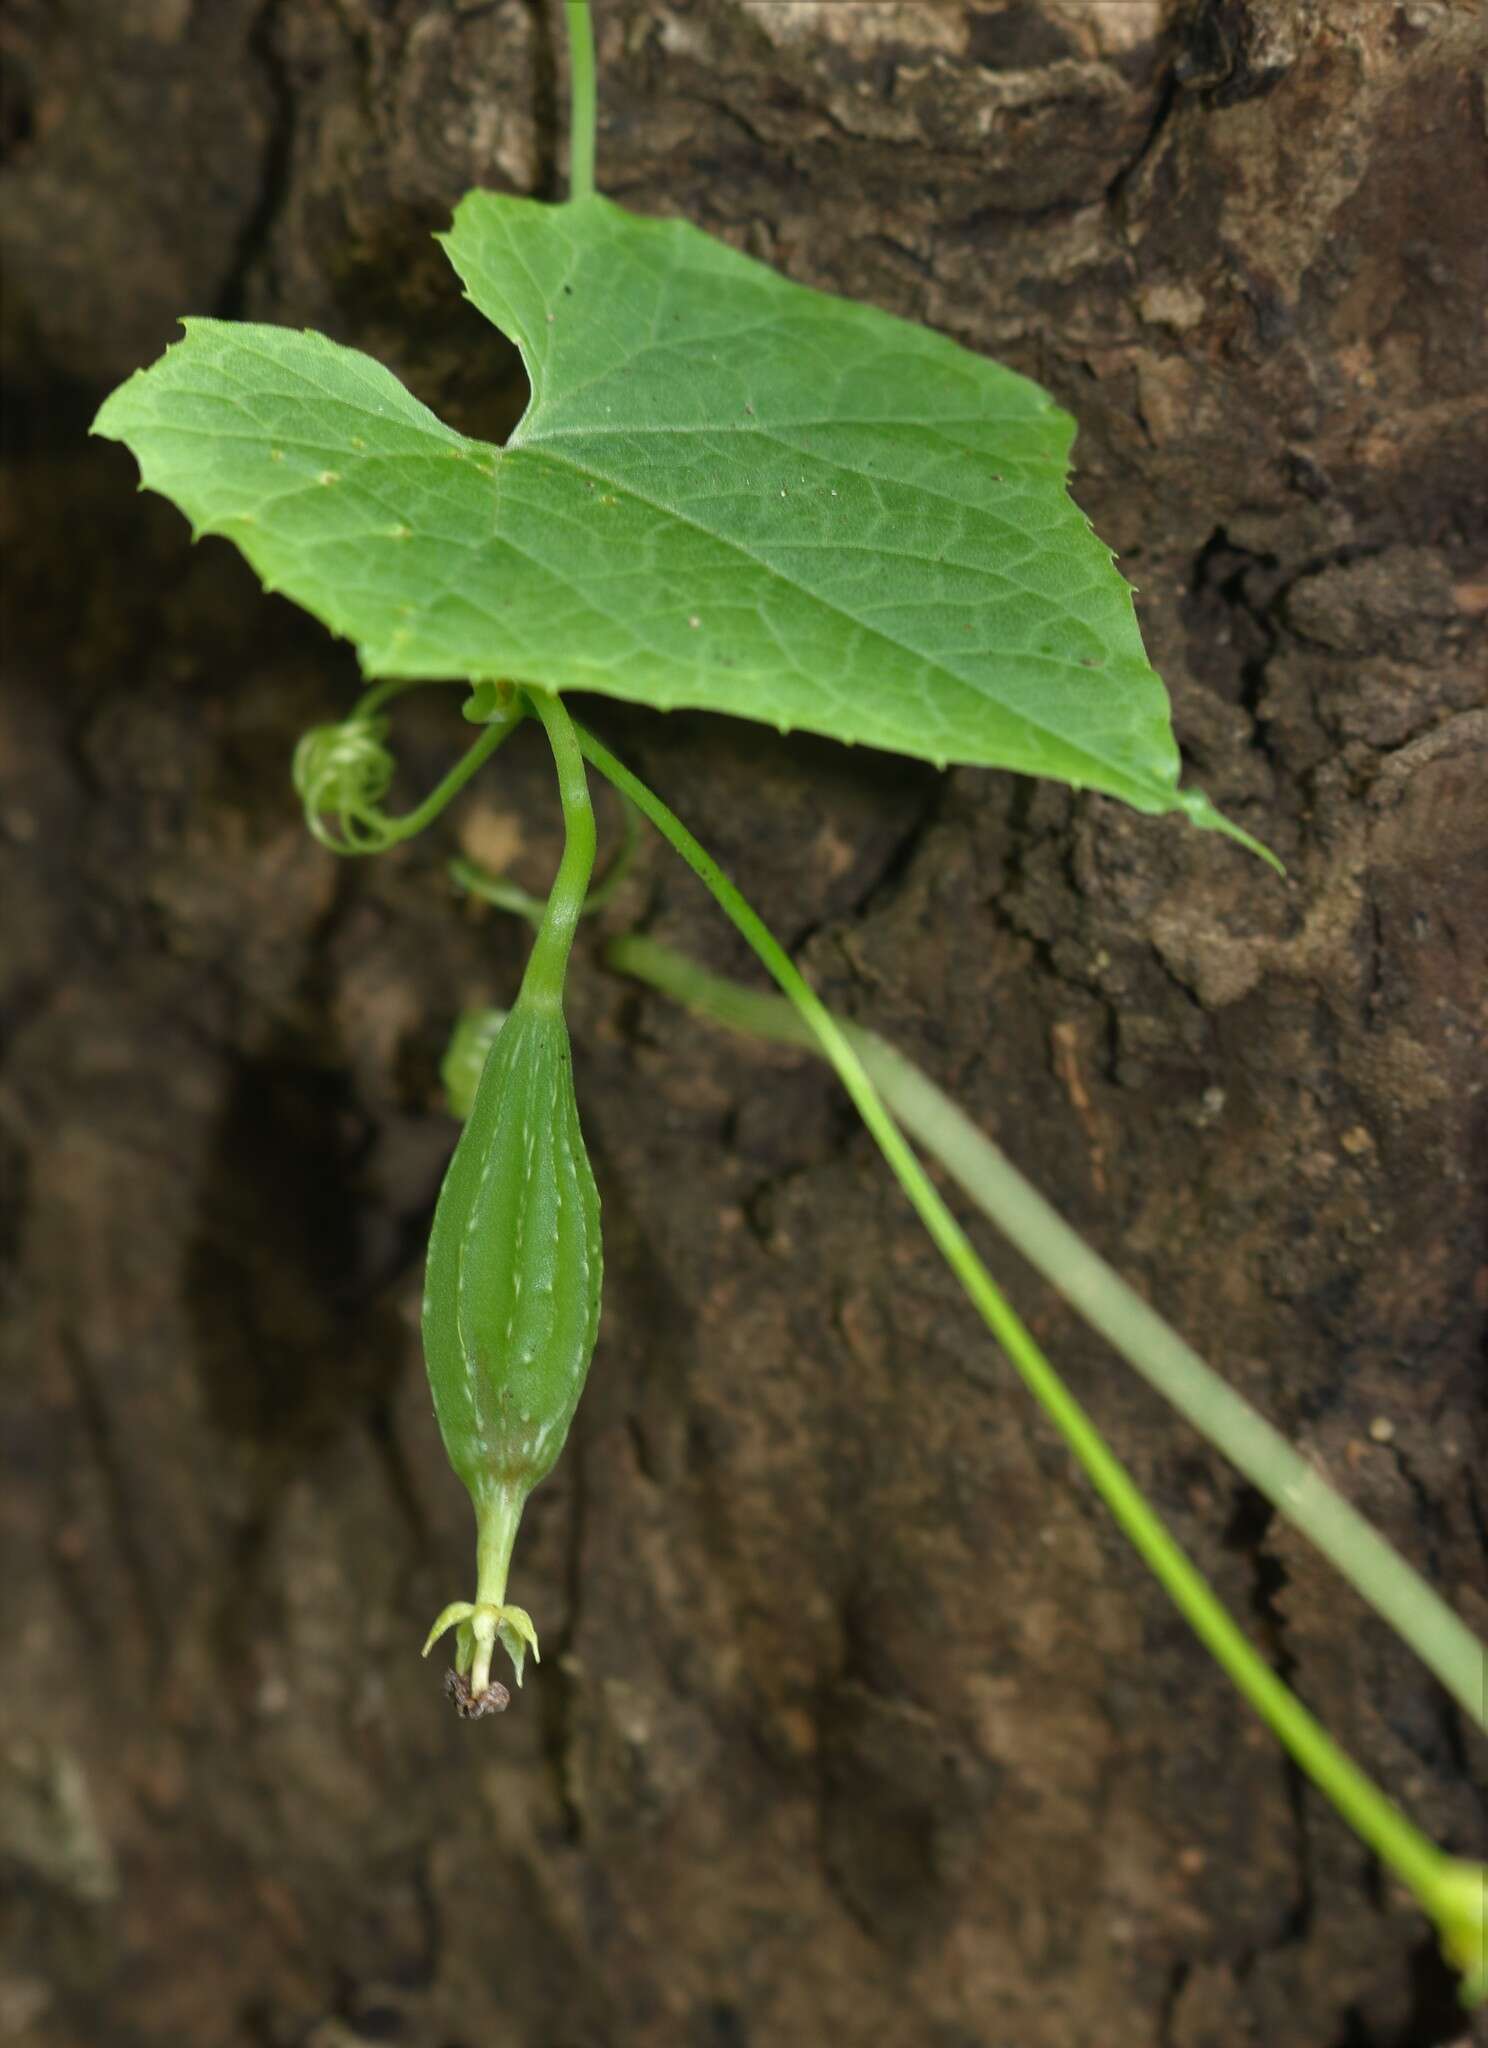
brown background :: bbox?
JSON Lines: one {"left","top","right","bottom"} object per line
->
{"left": 1, "top": 4, "right": 1485, "bottom": 2044}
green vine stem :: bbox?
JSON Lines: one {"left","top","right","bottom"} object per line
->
{"left": 565, "top": 3, "right": 598, "bottom": 203}
{"left": 519, "top": 688, "right": 597, "bottom": 1010}
{"left": 604, "top": 933, "right": 1486, "bottom": 1736}
{"left": 450, "top": 789, "right": 638, "bottom": 927}
{"left": 571, "top": 720, "right": 1485, "bottom": 2001}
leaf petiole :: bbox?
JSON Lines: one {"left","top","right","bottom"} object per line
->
{"left": 565, "top": 3, "right": 598, "bottom": 203}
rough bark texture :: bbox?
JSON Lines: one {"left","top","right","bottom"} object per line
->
{"left": 2, "top": 4, "right": 1485, "bottom": 2045}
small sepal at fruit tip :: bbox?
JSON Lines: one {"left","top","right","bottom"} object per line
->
{"left": 422, "top": 1599, "right": 478, "bottom": 1660}
{"left": 422, "top": 1597, "right": 542, "bottom": 1694}
{"left": 495, "top": 1604, "right": 540, "bottom": 1687}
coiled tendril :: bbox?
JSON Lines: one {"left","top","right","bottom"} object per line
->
{"left": 292, "top": 715, "right": 398, "bottom": 851}
{"left": 291, "top": 683, "right": 521, "bottom": 855}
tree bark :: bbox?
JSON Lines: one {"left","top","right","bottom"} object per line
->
{"left": 1, "top": 4, "right": 1484, "bottom": 2044}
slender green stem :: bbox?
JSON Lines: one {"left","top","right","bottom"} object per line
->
{"left": 606, "top": 933, "right": 1487, "bottom": 1733}
{"left": 564, "top": 3, "right": 598, "bottom": 202}
{"left": 582, "top": 789, "right": 640, "bottom": 911}
{"left": 374, "top": 710, "right": 519, "bottom": 846}
{"left": 521, "top": 689, "right": 597, "bottom": 1010}
{"left": 450, "top": 789, "right": 639, "bottom": 928}
{"left": 451, "top": 857, "right": 550, "bottom": 927}
{"left": 573, "top": 721, "right": 1473, "bottom": 1959}
{"left": 475, "top": 1484, "right": 524, "bottom": 1612}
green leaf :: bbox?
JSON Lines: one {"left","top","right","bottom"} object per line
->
{"left": 93, "top": 191, "right": 1255, "bottom": 844}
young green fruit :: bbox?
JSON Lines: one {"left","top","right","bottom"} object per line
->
{"left": 420, "top": 687, "right": 599, "bottom": 1712}
{"left": 421, "top": 988, "right": 602, "bottom": 1706}
{"left": 425, "top": 996, "right": 601, "bottom": 1502}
